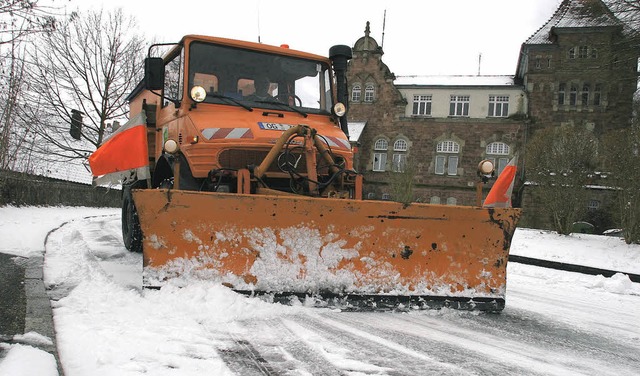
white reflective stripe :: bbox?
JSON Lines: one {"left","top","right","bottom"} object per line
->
{"left": 325, "top": 136, "right": 351, "bottom": 150}
{"left": 201, "top": 128, "right": 252, "bottom": 140}
{"left": 201, "top": 128, "right": 220, "bottom": 139}
{"left": 227, "top": 128, "right": 250, "bottom": 139}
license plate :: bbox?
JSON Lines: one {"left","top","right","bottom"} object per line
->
{"left": 258, "top": 122, "right": 295, "bottom": 131}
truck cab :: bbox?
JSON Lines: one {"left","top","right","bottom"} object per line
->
{"left": 127, "top": 35, "right": 354, "bottom": 195}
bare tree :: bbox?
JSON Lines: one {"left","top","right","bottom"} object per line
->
{"left": 389, "top": 156, "right": 416, "bottom": 205}
{"left": 0, "top": 0, "right": 56, "bottom": 46}
{"left": 526, "top": 125, "right": 599, "bottom": 235}
{"left": 25, "top": 8, "right": 146, "bottom": 163}
{"left": 602, "top": 99, "right": 640, "bottom": 244}
{"left": 0, "top": 1, "right": 56, "bottom": 171}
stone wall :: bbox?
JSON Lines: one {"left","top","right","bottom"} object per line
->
{"left": 0, "top": 170, "right": 121, "bottom": 207}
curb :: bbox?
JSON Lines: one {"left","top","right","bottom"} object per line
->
{"left": 24, "top": 256, "right": 64, "bottom": 376}
{"left": 509, "top": 254, "right": 640, "bottom": 283}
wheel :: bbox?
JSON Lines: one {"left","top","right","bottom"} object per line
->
{"left": 122, "top": 187, "right": 142, "bottom": 253}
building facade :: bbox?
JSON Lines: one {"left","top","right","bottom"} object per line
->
{"left": 346, "top": 0, "right": 639, "bottom": 212}
{"left": 347, "top": 23, "right": 527, "bottom": 206}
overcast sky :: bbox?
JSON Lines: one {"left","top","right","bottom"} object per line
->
{"left": 65, "top": 0, "right": 562, "bottom": 76}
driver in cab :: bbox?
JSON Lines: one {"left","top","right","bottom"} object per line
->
{"left": 246, "top": 77, "right": 276, "bottom": 102}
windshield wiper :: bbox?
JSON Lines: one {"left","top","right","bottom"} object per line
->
{"left": 208, "top": 93, "right": 253, "bottom": 112}
{"left": 256, "top": 100, "right": 308, "bottom": 118}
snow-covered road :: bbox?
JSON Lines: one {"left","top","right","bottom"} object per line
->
{"left": 3, "top": 207, "right": 640, "bottom": 375}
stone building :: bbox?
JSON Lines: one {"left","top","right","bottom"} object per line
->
{"left": 516, "top": 0, "right": 638, "bottom": 134}
{"left": 346, "top": 0, "right": 638, "bottom": 212}
{"left": 347, "top": 23, "right": 527, "bottom": 206}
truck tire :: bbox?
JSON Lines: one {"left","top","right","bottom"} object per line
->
{"left": 122, "top": 187, "right": 143, "bottom": 253}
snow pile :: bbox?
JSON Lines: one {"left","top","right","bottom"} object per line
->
{"left": 0, "top": 342, "right": 58, "bottom": 376}
{"left": 0, "top": 206, "right": 119, "bottom": 258}
{"left": 590, "top": 273, "right": 638, "bottom": 294}
{"left": 510, "top": 228, "right": 640, "bottom": 274}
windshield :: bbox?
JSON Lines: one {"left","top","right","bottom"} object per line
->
{"left": 188, "top": 41, "right": 333, "bottom": 114}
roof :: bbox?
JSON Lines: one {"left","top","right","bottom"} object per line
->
{"left": 526, "top": 0, "right": 622, "bottom": 45}
{"left": 394, "top": 75, "right": 516, "bottom": 87}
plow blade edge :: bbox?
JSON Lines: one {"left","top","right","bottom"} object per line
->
{"left": 133, "top": 189, "right": 521, "bottom": 311}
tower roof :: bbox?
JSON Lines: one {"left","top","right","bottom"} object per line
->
{"left": 353, "top": 21, "right": 382, "bottom": 54}
{"left": 526, "top": 0, "right": 623, "bottom": 45}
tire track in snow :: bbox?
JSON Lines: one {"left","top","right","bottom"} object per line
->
{"left": 282, "top": 312, "right": 472, "bottom": 375}
{"left": 329, "top": 310, "right": 639, "bottom": 376}
{"left": 221, "top": 317, "right": 344, "bottom": 375}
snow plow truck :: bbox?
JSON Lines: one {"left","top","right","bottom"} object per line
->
{"left": 88, "top": 35, "right": 521, "bottom": 311}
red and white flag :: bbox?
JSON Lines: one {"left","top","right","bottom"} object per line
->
{"left": 483, "top": 156, "right": 518, "bottom": 208}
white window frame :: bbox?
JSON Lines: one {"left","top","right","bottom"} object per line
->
{"left": 351, "top": 84, "right": 361, "bottom": 102}
{"left": 393, "top": 139, "right": 407, "bottom": 151}
{"left": 430, "top": 196, "right": 441, "bottom": 204}
{"left": 412, "top": 95, "right": 432, "bottom": 116}
{"left": 373, "top": 138, "right": 388, "bottom": 172}
{"left": 488, "top": 95, "right": 509, "bottom": 117}
{"left": 373, "top": 153, "right": 387, "bottom": 172}
{"left": 392, "top": 153, "right": 407, "bottom": 172}
{"left": 449, "top": 95, "right": 470, "bottom": 116}
{"left": 435, "top": 141, "right": 460, "bottom": 176}
{"left": 364, "top": 84, "right": 375, "bottom": 102}
{"left": 486, "top": 142, "right": 510, "bottom": 175}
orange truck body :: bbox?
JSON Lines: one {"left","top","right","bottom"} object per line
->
{"left": 90, "top": 35, "right": 521, "bottom": 311}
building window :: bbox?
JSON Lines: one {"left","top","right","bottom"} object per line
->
{"left": 435, "top": 140, "right": 460, "bottom": 176}
{"left": 367, "top": 192, "right": 376, "bottom": 200}
{"left": 568, "top": 47, "right": 576, "bottom": 59}
{"left": 558, "top": 83, "right": 566, "bottom": 105}
{"left": 569, "top": 84, "right": 578, "bottom": 106}
{"left": 449, "top": 95, "right": 470, "bottom": 116}
{"left": 591, "top": 48, "right": 598, "bottom": 59}
{"left": 430, "top": 196, "right": 441, "bottom": 204}
{"left": 375, "top": 139, "right": 388, "bottom": 151}
{"left": 446, "top": 197, "right": 457, "bottom": 206}
{"left": 437, "top": 140, "right": 460, "bottom": 153}
{"left": 593, "top": 84, "right": 602, "bottom": 106}
{"left": 581, "top": 84, "right": 590, "bottom": 105}
{"left": 382, "top": 193, "right": 391, "bottom": 200}
{"left": 578, "top": 45, "right": 589, "bottom": 58}
{"left": 486, "top": 142, "right": 510, "bottom": 175}
{"left": 351, "top": 84, "right": 361, "bottom": 102}
{"left": 392, "top": 139, "right": 408, "bottom": 172}
{"left": 394, "top": 139, "right": 407, "bottom": 151}
{"left": 587, "top": 199, "right": 600, "bottom": 211}
{"left": 373, "top": 138, "right": 388, "bottom": 172}
{"left": 488, "top": 95, "right": 509, "bottom": 117}
{"left": 535, "top": 56, "right": 541, "bottom": 69}
{"left": 364, "top": 84, "right": 375, "bottom": 102}
{"left": 392, "top": 154, "right": 407, "bottom": 172}
{"left": 412, "top": 95, "right": 432, "bottom": 116}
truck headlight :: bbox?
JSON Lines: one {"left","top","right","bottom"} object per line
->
{"left": 333, "top": 102, "right": 346, "bottom": 117}
{"left": 190, "top": 86, "right": 206, "bottom": 102}
{"left": 164, "top": 139, "right": 179, "bottom": 154}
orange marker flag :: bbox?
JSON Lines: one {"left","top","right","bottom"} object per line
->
{"left": 88, "top": 112, "right": 149, "bottom": 183}
{"left": 483, "top": 156, "right": 518, "bottom": 208}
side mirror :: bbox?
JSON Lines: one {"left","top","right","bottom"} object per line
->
{"left": 145, "top": 57, "right": 165, "bottom": 91}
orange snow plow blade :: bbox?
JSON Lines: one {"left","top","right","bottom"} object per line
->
{"left": 134, "top": 189, "right": 521, "bottom": 311}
